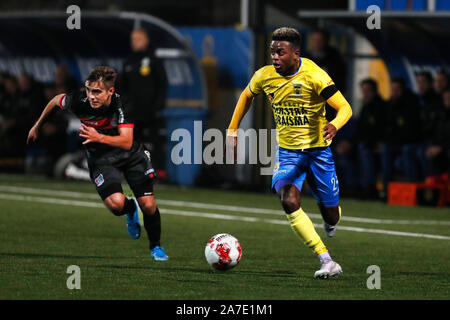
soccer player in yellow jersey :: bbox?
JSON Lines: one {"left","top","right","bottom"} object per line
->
{"left": 227, "top": 28, "right": 352, "bottom": 279}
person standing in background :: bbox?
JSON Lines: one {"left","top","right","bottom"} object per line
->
{"left": 54, "top": 64, "right": 79, "bottom": 94}
{"left": 305, "top": 29, "right": 347, "bottom": 122}
{"left": 118, "top": 28, "right": 168, "bottom": 172}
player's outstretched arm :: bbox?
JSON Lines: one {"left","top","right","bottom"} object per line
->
{"left": 226, "top": 87, "right": 254, "bottom": 159}
{"left": 79, "top": 125, "right": 133, "bottom": 150}
{"left": 322, "top": 91, "right": 352, "bottom": 141}
{"left": 227, "top": 86, "right": 254, "bottom": 136}
{"left": 27, "top": 94, "right": 65, "bottom": 145}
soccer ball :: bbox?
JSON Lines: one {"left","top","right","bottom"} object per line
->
{"left": 205, "top": 233, "right": 242, "bottom": 271}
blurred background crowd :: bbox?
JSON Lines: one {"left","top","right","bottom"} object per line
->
{"left": 0, "top": 0, "right": 450, "bottom": 204}
{"left": 1, "top": 38, "right": 449, "bottom": 201}
{"left": 0, "top": 66, "right": 75, "bottom": 173}
{"left": 332, "top": 69, "right": 450, "bottom": 200}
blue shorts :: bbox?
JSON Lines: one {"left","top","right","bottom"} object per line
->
{"left": 271, "top": 146, "right": 339, "bottom": 207}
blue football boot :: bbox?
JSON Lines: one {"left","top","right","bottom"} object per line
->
{"left": 151, "top": 246, "right": 169, "bottom": 261}
{"left": 126, "top": 198, "right": 141, "bottom": 239}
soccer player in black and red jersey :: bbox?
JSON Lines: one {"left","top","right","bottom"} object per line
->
{"left": 27, "top": 66, "right": 169, "bottom": 261}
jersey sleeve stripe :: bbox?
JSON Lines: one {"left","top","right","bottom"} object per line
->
{"left": 320, "top": 85, "right": 338, "bottom": 100}
{"left": 248, "top": 85, "right": 255, "bottom": 95}
{"left": 118, "top": 124, "right": 134, "bottom": 128}
{"left": 58, "top": 94, "right": 66, "bottom": 109}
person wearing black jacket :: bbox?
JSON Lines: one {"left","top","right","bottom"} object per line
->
{"left": 415, "top": 71, "right": 443, "bottom": 178}
{"left": 304, "top": 29, "right": 347, "bottom": 122}
{"left": 118, "top": 28, "right": 168, "bottom": 170}
{"left": 381, "top": 78, "right": 422, "bottom": 193}
{"left": 433, "top": 70, "right": 449, "bottom": 96}
{"left": 425, "top": 89, "right": 450, "bottom": 176}
{"left": 355, "top": 78, "right": 388, "bottom": 198}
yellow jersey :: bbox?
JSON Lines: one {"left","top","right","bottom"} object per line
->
{"left": 248, "top": 57, "right": 335, "bottom": 150}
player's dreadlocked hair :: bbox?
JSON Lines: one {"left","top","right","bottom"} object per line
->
{"left": 86, "top": 66, "right": 117, "bottom": 89}
{"left": 272, "top": 27, "right": 301, "bottom": 49}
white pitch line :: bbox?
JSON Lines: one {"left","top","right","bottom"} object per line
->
{"left": 146, "top": 200, "right": 450, "bottom": 226}
{"left": 0, "top": 185, "right": 99, "bottom": 199}
{"left": 0, "top": 193, "right": 449, "bottom": 241}
{"left": 0, "top": 193, "right": 104, "bottom": 208}
{"left": 0, "top": 185, "right": 449, "bottom": 226}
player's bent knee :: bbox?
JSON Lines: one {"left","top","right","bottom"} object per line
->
{"left": 138, "top": 198, "right": 157, "bottom": 215}
{"left": 104, "top": 193, "right": 126, "bottom": 216}
{"left": 278, "top": 185, "right": 301, "bottom": 214}
{"left": 281, "top": 198, "right": 300, "bottom": 214}
{"left": 109, "top": 204, "right": 125, "bottom": 216}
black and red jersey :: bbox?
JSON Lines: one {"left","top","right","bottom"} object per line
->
{"left": 59, "top": 90, "right": 139, "bottom": 164}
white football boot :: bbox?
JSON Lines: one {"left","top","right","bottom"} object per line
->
{"left": 323, "top": 222, "right": 337, "bottom": 237}
{"left": 314, "top": 260, "right": 343, "bottom": 279}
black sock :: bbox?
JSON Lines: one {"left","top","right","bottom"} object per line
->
{"left": 123, "top": 198, "right": 137, "bottom": 215}
{"left": 143, "top": 207, "right": 161, "bottom": 250}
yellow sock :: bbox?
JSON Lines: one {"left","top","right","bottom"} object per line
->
{"left": 337, "top": 206, "right": 342, "bottom": 224}
{"left": 286, "top": 207, "right": 328, "bottom": 255}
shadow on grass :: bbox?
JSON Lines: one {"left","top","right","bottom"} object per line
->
{"left": 0, "top": 252, "right": 111, "bottom": 260}
{"left": 91, "top": 264, "right": 298, "bottom": 278}
{"left": 395, "top": 271, "right": 446, "bottom": 277}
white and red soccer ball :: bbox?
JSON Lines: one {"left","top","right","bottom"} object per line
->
{"left": 205, "top": 233, "right": 242, "bottom": 271}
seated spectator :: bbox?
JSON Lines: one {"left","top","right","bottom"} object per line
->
{"left": 355, "top": 78, "right": 388, "bottom": 199}
{"left": 17, "top": 73, "right": 45, "bottom": 127}
{"left": 433, "top": 70, "right": 449, "bottom": 96}
{"left": 425, "top": 89, "right": 450, "bottom": 177}
{"left": 381, "top": 78, "right": 422, "bottom": 195}
{"left": 417, "top": 71, "right": 441, "bottom": 107}
{"left": 25, "top": 82, "right": 68, "bottom": 175}
{"left": 415, "top": 71, "right": 443, "bottom": 178}
{"left": 331, "top": 116, "right": 358, "bottom": 196}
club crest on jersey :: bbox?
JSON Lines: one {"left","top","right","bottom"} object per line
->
{"left": 94, "top": 174, "right": 104, "bottom": 187}
{"left": 293, "top": 83, "right": 302, "bottom": 96}
{"left": 140, "top": 57, "right": 151, "bottom": 76}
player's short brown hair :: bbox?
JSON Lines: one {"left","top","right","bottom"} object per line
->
{"left": 272, "top": 27, "right": 301, "bottom": 49}
{"left": 86, "top": 66, "right": 117, "bottom": 89}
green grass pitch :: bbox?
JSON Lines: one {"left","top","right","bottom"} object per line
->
{"left": 0, "top": 174, "right": 449, "bottom": 300}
